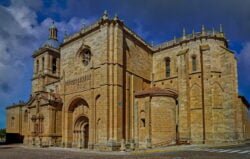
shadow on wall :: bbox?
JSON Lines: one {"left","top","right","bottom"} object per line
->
{"left": 5, "top": 133, "right": 23, "bottom": 144}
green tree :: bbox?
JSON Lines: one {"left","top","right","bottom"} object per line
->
{"left": 0, "top": 129, "right": 6, "bottom": 139}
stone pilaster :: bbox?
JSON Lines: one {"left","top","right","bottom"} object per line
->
{"left": 177, "top": 48, "right": 190, "bottom": 142}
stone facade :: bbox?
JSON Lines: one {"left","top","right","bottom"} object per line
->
{"left": 6, "top": 12, "right": 250, "bottom": 150}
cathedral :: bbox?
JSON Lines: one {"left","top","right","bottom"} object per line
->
{"left": 6, "top": 12, "right": 250, "bottom": 151}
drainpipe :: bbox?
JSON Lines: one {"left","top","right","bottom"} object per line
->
{"left": 176, "top": 98, "right": 179, "bottom": 144}
{"left": 199, "top": 45, "right": 206, "bottom": 144}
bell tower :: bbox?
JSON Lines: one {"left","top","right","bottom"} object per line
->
{"left": 31, "top": 21, "right": 61, "bottom": 93}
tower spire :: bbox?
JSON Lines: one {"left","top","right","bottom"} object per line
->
{"left": 49, "top": 21, "right": 58, "bottom": 40}
{"left": 182, "top": 28, "right": 186, "bottom": 40}
{"left": 174, "top": 36, "right": 176, "bottom": 43}
{"left": 114, "top": 13, "right": 119, "bottom": 21}
{"left": 219, "top": 24, "right": 223, "bottom": 33}
{"left": 102, "top": 10, "right": 109, "bottom": 20}
{"left": 212, "top": 27, "right": 215, "bottom": 35}
{"left": 201, "top": 24, "right": 205, "bottom": 35}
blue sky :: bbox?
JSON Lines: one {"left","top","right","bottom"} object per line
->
{"left": 0, "top": 0, "right": 250, "bottom": 128}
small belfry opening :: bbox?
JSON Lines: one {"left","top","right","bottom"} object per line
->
{"left": 36, "top": 59, "right": 39, "bottom": 73}
{"left": 52, "top": 58, "right": 57, "bottom": 74}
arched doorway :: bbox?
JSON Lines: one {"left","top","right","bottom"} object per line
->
{"left": 73, "top": 116, "right": 89, "bottom": 148}
{"left": 66, "top": 97, "right": 90, "bottom": 148}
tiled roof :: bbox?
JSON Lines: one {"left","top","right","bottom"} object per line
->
{"left": 135, "top": 87, "right": 178, "bottom": 98}
{"left": 42, "top": 39, "right": 60, "bottom": 49}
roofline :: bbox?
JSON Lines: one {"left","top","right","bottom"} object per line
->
{"left": 239, "top": 95, "right": 250, "bottom": 109}
{"left": 32, "top": 46, "right": 60, "bottom": 58}
{"left": 6, "top": 104, "right": 25, "bottom": 109}
{"left": 135, "top": 87, "right": 178, "bottom": 99}
{"left": 153, "top": 32, "right": 228, "bottom": 52}
{"left": 61, "top": 19, "right": 104, "bottom": 47}
{"left": 60, "top": 17, "right": 229, "bottom": 54}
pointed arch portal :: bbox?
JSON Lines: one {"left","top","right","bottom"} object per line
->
{"left": 73, "top": 116, "right": 89, "bottom": 148}
{"left": 66, "top": 97, "right": 90, "bottom": 148}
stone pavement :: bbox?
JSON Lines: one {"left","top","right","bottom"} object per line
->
{"left": 0, "top": 144, "right": 249, "bottom": 159}
{"left": 188, "top": 147, "right": 250, "bottom": 155}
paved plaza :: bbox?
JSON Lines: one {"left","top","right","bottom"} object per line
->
{"left": 0, "top": 143, "right": 250, "bottom": 159}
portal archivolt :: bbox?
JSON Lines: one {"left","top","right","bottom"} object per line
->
{"left": 73, "top": 116, "right": 89, "bottom": 148}
{"left": 67, "top": 97, "right": 90, "bottom": 148}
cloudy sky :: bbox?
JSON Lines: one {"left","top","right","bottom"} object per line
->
{"left": 0, "top": 0, "right": 249, "bottom": 128}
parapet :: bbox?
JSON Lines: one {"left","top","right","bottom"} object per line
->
{"left": 153, "top": 29, "right": 227, "bottom": 52}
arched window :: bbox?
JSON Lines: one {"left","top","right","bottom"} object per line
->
{"left": 140, "top": 110, "right": 146, "bottom": 128}
{"left": 36, "top": 59, "right": 39, "bottom": 73}
{"left": 140, "top": 118, "right": 146, "bottom": 128}
{"left": 81, "top": 49, "right": 91, "bottom": 66}
{"left": 52, "top": 58, "right": 57, "bottom": 74}
{"left": 165, "top": 57, "right": 171, "bottom": 78}
{"left": 192, "top": 55, "right": 197, "bottom": 71}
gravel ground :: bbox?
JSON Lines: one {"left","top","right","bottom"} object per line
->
{"left": 0, "top": 144, "right": 249, "bottom": 159}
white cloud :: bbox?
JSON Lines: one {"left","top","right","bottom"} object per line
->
{"left": 0, "top": 0, "right": 93, "bottom": 95}
{"left": 133, "top": 20, "right": 150, "bottom": 42}
{"left": 237, "top": 42, "right": 250, "bottom": 104}
{"left": 0, "top": 0, "right": 95, "bottom": 128}
{"left": 7, "top": 5, "right": 38, "bottom": 31}
{"left": 238, "top": 42, "right": 250, "bottom": 82}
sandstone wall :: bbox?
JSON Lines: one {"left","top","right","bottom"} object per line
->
{"left": 6, "top": 106, "right": 23, "bottom": 134}
{"left": 6, "top": 18, "right": 250, "bottom": 149}
{"left": 151, "top": 96, "right": 176, "bottom": 146}
{"left": 153, "top": 37, "right": 239, "bottom": 143}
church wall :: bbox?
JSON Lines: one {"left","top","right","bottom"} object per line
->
{"left": 5, "top": 17, "right": 250, "bottom": 149}
{"left": 62, "top": 91, "right": 92, "bottom": 146}
{"left": 106, "top": 23, "right": 124, "bottom": 145}
{"left": 6, "top": 106, "right": 23, "bottom": 134}
{"left": 134, "top": 95, "right": 177, "bottom": 148}
{"left": 153, "top": 37, "right": 240, "bottom": 143}
{"left": 217, "top": 48, "right": 238, "bottom": 142}
{"left": 134, "top": 97, "right": 149, "bottom": 148}
{"left": 151, "top": 96, "right": 176, "bottom": 146}
{"left": 21, "top": 107, "right": 29, "bottom": 136}
{"left": 246, "top": 111, "right": 250, "bottom": 139}
{"left": 32, "top": 50, "right": 60, "bottom": 93}
{"left": 124, "top": 32, "right": 152, "bottom": 81}
{"left": 26, "top": 106, "right": 35, "bottom": 140}
{"left": 153, "top": 41, "right": 201, "bottom": 143}
{"left": 6, "top": 105, "right": 26, "bottom": 143}
{"left": 23, "top": 103, "right": 62, "bottom": 146}
{"left": 59, "top": 23, "right": 113, "bottom": 148}
{"left": 238, "top": 98, "right": 250, "bottom": 140}
{"left": 122, "top": 29, "right": 152, "bottom": 142}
